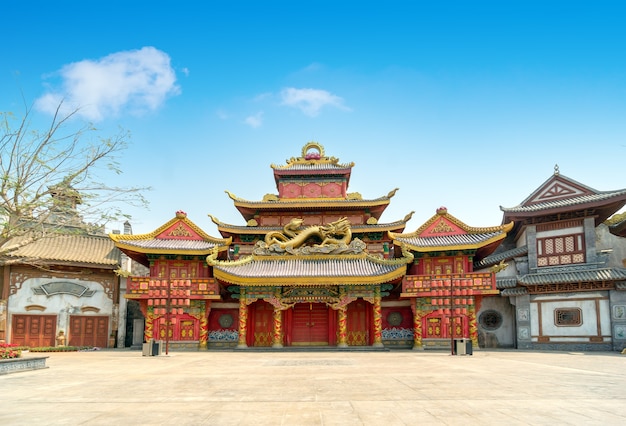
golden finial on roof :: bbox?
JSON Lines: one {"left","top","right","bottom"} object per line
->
{"left": 175, "top": 210, "right": 187, "bottom": 219}
{"left": 302, "top": 141, "right": 325, "bottom": 159}
{"left": 436, "top": 206, "right": 448, "bottom": 215}
{"left": 554, "top": 164, "right": 560, "bottom": 175}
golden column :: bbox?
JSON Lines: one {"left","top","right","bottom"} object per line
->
{"left": 199, "top": 301, "right": 210, "bottom": 349}
{"left": 237, "top": 289, "right": 248, "bottom": 348}
{"left": 372, "top": 286, "right": 383, "bottom": 347}
{"left": 469, "top": 303, "right": 478, "bottom": 348}
{"left": 272, "top": 307, "right": 283, "bottom": 348}
{"left": 337, "top": 307, "right": 348, "bottom": 348}
{"left": 412, "top": 299, "right": 424, "bottom": 350}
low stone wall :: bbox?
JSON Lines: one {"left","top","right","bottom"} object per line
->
{"left": 0, "top": 356, "right": 49, "bottom": 375}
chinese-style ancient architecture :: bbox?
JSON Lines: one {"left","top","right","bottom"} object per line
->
{"left": 478, "top": 166, "right": 626, "bottom": 351}
{"left": 110, "top": 142, "right": 527, "bottom": 350}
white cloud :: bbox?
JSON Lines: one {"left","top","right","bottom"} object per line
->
{"left": 35, "top": 47, "right": 180, "bottom": 121}
{"left": 244, "top": 111, "right": 264, "bottom": 128}
{"left": 280, "top": 87, "right": 349, "bottom": 117}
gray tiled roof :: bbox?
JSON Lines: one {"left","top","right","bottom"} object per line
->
{"left": 393, "top": 232, "right": 501, "bottom": 248}
{"left": 500, "top": 287, "right": 528, "bottom": 296}
{"left": 496, "top": 278, "right": 519, "bottom": 289}
{"left": 115, "top": 238, "right": 220, "bottom": 251}
{"left": 518, "top": 268, "right": 626, "bottom": 285}
{"left": 475, "top": 246, "right": 529, "bottom": 269}
{"left": 214, "top": 257, "right": 403, "bottom": 279}
{"left": 616, "top": 282, "right": 626, "bottom": 290}
{"left": 501, "top": 189, "right": 626, "bottom": 213}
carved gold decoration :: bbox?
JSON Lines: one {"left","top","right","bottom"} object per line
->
{"left": 386, "top": 188, "right": 399, "bottom": 198}
{"left": 490, "top": 260, "right": 509, "bottom": 273}
{"left": 246, "top": 219, "right": 258, "bottom": 227}
{"left": 168, "top": 223, "right": 192, "bottom": 237}
{"left": 262, "top": 193, "right": 279, "bottom": 202}
{"left": 264, "top": 217, "right": 352, "bottom": 249}
{"left": 346, "top": 192, "right": 362, "bottom": 200}
{"left": 431, "top": 219, "right": 454, "bottom": 234}
{"left": 366, "top": 217, "right": 378, "bottom": 225}
{"left": 271, "top": 142, "right": 355, "bottom": 169}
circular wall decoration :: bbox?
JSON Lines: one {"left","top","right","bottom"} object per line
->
{"left": 218, "top": 313, "right": 234, "bottom": 328}
{"left": 479, "top": 310, "right": 503, "bottom": 331}
{"left": 387, "top": 311, "right": 403, "bottom": 327}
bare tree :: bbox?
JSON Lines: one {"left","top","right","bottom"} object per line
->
{"left": 0, "top": 102, "right": 149, "bottom": 256}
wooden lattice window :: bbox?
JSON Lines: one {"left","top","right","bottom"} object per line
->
{"left": 554, "top": 308, "right": 582, "bottom": 326}
{"left": 537, "top": 233, "right": 585, "bottom": 267}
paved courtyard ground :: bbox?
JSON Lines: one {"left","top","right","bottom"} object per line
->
{"left": 1, "top": 348, "right": 624, "bottom": 425}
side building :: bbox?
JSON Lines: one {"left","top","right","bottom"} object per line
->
{"left": 477, "top": 166, "right": 626, "bottom": 351}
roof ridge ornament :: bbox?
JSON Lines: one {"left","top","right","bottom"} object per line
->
{"left": 554, "top": 164, "right": 560, "bottom": 175}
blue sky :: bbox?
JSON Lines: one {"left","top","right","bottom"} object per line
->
{"left": 2, "top": 1, "right": 625, "bottom": 235}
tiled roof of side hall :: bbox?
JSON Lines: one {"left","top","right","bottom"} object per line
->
{"left": 500, "top": 189, "right": 626, "bottom": 213}
{"left": 475, "top": 246, "right": 529, "bottom": 269}
{"left": 392, "top": 232, "right": 503, "bottom": 249}
{"left": 111, "top": 238, "right": 221, "bottom": 252}
{"left": 496, "top": 278, "right": 519, "bottom": 289}
{"left": 212, "top": 256, "right": 407, "bottom": 285}
{"left": 2, "top": 234, "right": 120, "bottom": 267}
{"left": 500, "top": 287, "right": 528, "bottom": 296}
{"left": 518, "top": 267, "right": 626, "bottom": 286}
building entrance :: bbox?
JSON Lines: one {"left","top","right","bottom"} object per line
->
{"left": 291, "top": 303, "right": 329, "bottom": 345}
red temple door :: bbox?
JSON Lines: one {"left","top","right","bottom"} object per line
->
{"left": 11, "top": 315, "right": 56, "bottom": 347}
{"left": 291, "top": 303, "right": 329, "bottom": 346}
{"left": 69, "top": 316, "right": 109, "bottom": 347}
{"left": 347, "top": 300, "right": 369, "bottom": 346}
{"left": 250, "top": 301, "right": 273, "bottom": 347}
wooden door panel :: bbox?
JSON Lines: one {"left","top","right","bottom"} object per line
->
{"left": 252, "top": 302, "right": 273, "bottom": 347}
{"left": 69, "top": 316, "right": 108, "bottom": 347}
{"left": 347, "top": 300, "right": 369, "bottom": 346}
{"left": 292, "top": 303, "right": 329, "bottom": 345}
{"left": 11, "top": 315, "right": 56, "bottom": 347}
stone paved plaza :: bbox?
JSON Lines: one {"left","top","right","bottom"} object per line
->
{"left": 1, "top": 349, "right": 625, "bottom": 425}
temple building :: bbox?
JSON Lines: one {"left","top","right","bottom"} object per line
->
{"left": 110, "top": 142, "right": 520, "bottom": 350}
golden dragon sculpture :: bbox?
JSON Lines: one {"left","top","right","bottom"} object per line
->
{"left": 264, "top": 217, "right": 352, "bottom": 249}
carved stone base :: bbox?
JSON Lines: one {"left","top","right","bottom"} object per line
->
{"left": 0, "top": 356, "right": 48, "bottom": 375}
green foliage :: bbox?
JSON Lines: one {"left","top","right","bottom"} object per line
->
{"left": 28, "top": 346, "right": 94, "bottom": 352}
{"left": 0, "top": 103, "right": 150, "bottom": 255}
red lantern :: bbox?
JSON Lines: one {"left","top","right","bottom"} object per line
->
{"left": 186, "top": 280, "right": 191, "bottom": 287}
{"left": 159, "top": 317, "right": 165, "bottom": 324}
{"left": 178, "top": 308, "right": 184, "bottom": 315}
{"left": 468, "top": 299, "right": 474, "bottom": 305}
{"left": 462, "top": 308, "right": 468, "bottom": 315}
{"left": 444, "top": 308, "right": 451, "bottom": 315}
{"left": 147, "top": 299, "right": 153, "bottom": 306}
{"left": 455, "top": 308, "right": 461, "bottom": 315}
{"left": 185, "top": 299, "right": 190, "bottom": 306}
{"left": 186, "top": 290, "right": 191, "bottom": 297}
